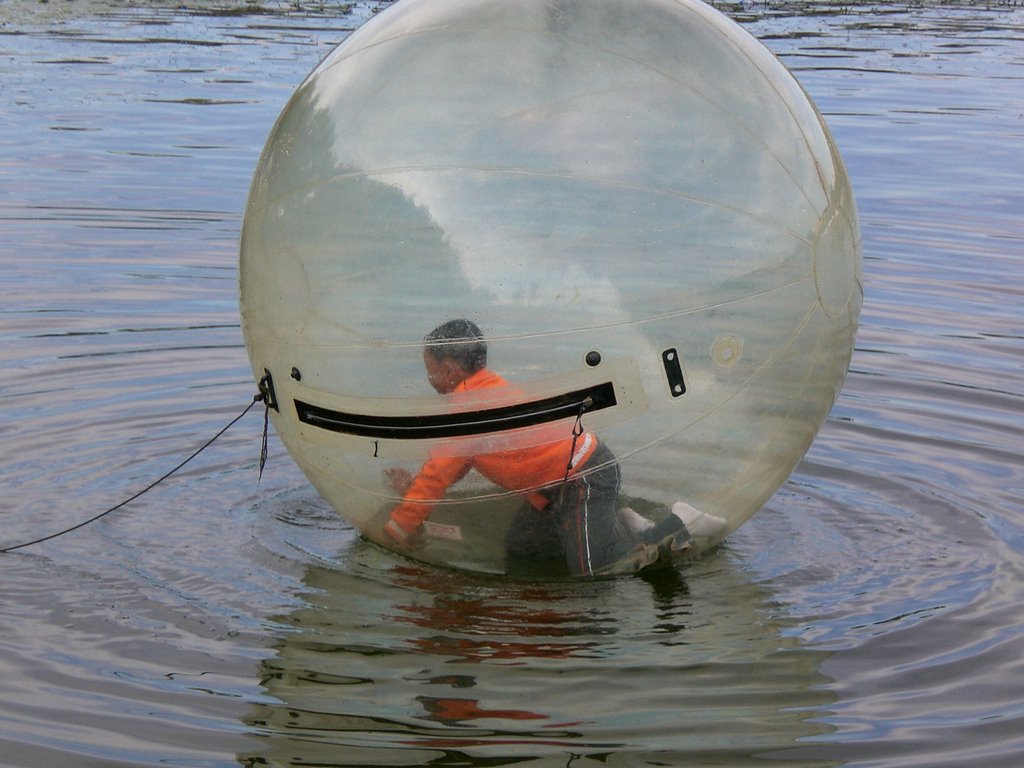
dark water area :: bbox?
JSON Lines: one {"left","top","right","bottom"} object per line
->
{"left": 1, "top": 1, "right": 1022, "bottom": 766}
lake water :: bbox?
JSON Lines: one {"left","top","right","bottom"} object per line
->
{"left": 1, "top": 1, "right": 1022, "bottom": 766}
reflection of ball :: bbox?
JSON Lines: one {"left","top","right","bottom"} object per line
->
{"left": 240, "top": 0, "right": 861, "bottom": 574}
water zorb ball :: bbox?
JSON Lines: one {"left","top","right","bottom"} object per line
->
{"left": 240, "top": 0, "right": 862, "bottom": 575}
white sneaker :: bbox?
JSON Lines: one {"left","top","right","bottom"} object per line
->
{"left": 618, "top": 506, "right": 655, "bottom": 536}
{"left": 670, "top": 502, "right": 728, "bottom": 542}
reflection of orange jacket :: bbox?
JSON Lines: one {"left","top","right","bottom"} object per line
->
{"left": 387, "top": 368, "right": 597, "bottom": 539}
{"left": 417, "top": 696, "right": 546, "bottom": 723}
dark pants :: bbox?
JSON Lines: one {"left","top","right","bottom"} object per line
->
{"left": 504, "top": 443, "right": 625, "bottom": 576}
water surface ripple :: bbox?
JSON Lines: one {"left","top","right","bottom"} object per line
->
{"left": 1, "top": 2, "right": 1022, "bottom": 767}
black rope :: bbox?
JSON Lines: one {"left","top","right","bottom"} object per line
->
{"left": 555, "top": 396, "right": 594, "bottom": 515}
{"left": 259, "top": 397, "right": 270, "bottom": 482}
{"left": 0, "top": 392, "right": 266, "bottom": 554}
{"left": 562, "top": 396, "right": 593, "bottom": 486}
{"left": 555, "top": 398, "right": 594, "bottom": 576}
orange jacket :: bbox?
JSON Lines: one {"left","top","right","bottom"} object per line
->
{"left": 386, "top": 368, "right": 597, "bottom": 540}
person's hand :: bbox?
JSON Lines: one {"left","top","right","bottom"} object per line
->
{"left": 384, "top": 467, "right": 414, "bottom": 494}
{"left": 368, "top": 507, "right": 424, "bottom": 552}
{"left": 384, "top": 517, "right": 424, "bottom": 552}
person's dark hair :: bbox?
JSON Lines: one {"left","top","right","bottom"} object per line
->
{"left": 424, "top": 318, "right": 487, "bottom": 373}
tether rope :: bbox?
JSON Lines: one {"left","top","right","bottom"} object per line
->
{"left": 0, "top": 392, "right": 267, "bottom": 554}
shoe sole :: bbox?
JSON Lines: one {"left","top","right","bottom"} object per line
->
{"left": 593, "top": 532, "right": 694, "bottom": 576}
